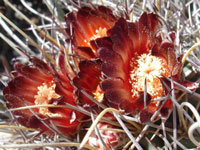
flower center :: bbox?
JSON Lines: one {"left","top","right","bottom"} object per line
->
{"left": 93, "top": 86, "right": 104, "bottom": 103}
{"left": 130, "top": 53, "right": 170, "bottom": 99}
{"left": 84, "top": 27, "right": 107, "bottom": 46}
{"left": 34, "top": 81, "right": 61, "bottom": 117}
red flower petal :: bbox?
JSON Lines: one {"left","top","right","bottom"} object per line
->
{"left": 132, "top": 92, "right": 152, "bottom": 113}
{"left": 57, "top": 53, "right": 75, "bottom": 78}
{"left": 102, "top": 62, "right": 125, "bottom": 79}
{"left": 177, "top": 81, "right": 200, "bottom": 91}
{"left": 4, "top": 76, "right": 38, "bottom": 103}
{"left": 109, "top": 18, "right": 132, "bottom": 62}
{"left": 139, "top": 107, "right": 154, "bottom": 123}
{"left": 100, "top": 78, "right": 124, "bottom": 91}
{"left": 104, "top": 89, "right": 129, "bottom": 105}
{"left": 73, "top": 60, "right": 102, "bottom": 106}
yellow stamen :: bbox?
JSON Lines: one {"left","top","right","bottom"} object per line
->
{"left": 130, "top": 53, "right": 170, "bottom": 99}
{"left": 93, "top": 86, "right": 104, "bottom": 103}
{"left": 34, "top": 81, "right": 61, "bottom": 117}
{"left": 84, "top": 27, "right": 107, "bottom": 47}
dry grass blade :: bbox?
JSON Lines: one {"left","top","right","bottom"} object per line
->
{"left": 90, "top": 113, "right": 109, "bottom": 150}
{"left": 0, "top": 125, "right": 37, "bottom": 131}
{"left": 0, "top": 142, "right": 98, "bottom": 150}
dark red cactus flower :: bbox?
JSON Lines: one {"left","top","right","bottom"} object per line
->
{"left": 87, "top": 122, "right": 128, "bottom": 150}
{"left": 3, "top": 56, "right": 84, "bottom": 136}
{"left": 92, "top": 13, "right": 182, "bottom": 122}
{"left": 73, "top": 59, "right": 103, "bottom": 106}
{"left": 65, "top": 6, "right": 117, "bottom": 59}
